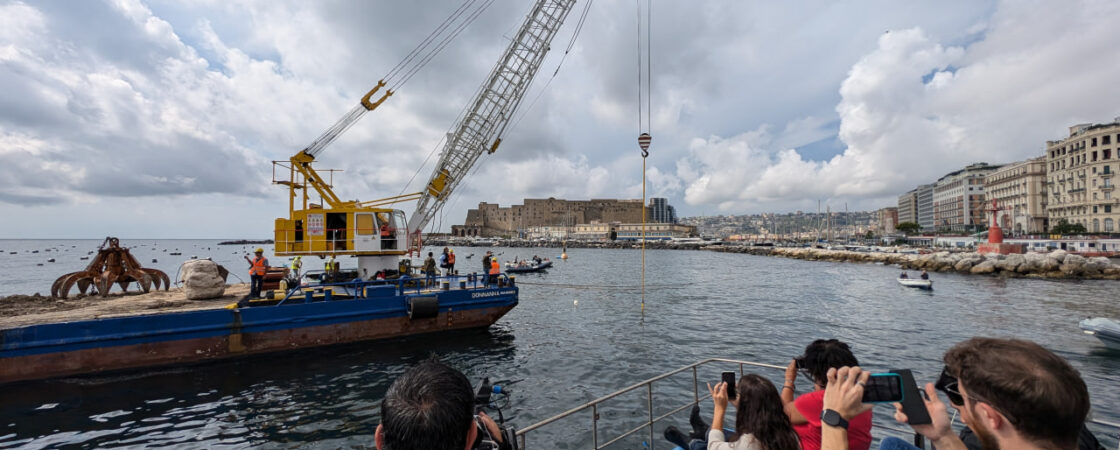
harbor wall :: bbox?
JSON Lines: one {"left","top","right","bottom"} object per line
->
{"left": 703, "top": 246, "right": 1120, "bottom": 280}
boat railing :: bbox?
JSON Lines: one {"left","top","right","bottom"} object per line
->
{"left": 514, "top": 358, "right": 1120, "bottom": 450}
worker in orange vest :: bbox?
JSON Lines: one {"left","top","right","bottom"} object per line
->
{"left": 244, "top": 248, "right": 269, "bottom": 299}
{"left": 488, "top": 256, "right": 500, "bottom": 285}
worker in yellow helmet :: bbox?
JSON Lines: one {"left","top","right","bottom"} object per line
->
{"left": 291, "top": 255, "right": 302, "bottom": 278}
{"left": 244, "top": 248, "right": 269, "bottom": 299}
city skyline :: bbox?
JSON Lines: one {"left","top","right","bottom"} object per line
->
{"left": 2, "top": 1, "right": 1120, "bottom": 238}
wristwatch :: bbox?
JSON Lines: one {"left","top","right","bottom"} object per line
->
{"left": 821, "top": 409, "right": 849, "bottom": 429}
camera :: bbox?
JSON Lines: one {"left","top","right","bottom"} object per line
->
{"left": 473, "top": 377, "right": 519, "bottom": 450}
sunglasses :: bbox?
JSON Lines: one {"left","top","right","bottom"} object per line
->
{"left": 934, "top": 366, "right": 964, "bottom": 406}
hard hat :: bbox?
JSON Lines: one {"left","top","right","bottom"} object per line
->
{"left": 450, "top": 249, "right": 454, "bottom": 253}
{"left": 255, "top": 248, "right": 264, "bottom": 253}
{"left": 293, "top": 256, "right": 301, "bottom": 261}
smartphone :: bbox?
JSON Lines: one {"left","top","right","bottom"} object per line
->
{"left": 721, "top": 371, "right": 737, "bottom": 399}
{"left": 860, "top": 373, "right": 904, "bottom": 403}
{"left": 890, "top": 368, "right": 932, "bottom": 425}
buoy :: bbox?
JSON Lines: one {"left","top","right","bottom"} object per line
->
{"left": 561, "top": 252, "right": 568, "bottom": 260}
{"left": 47, "top": 258, "right": 55, "bottom": 262}
{"left": 573, "top": 300, "right": 578, "bottom": 306}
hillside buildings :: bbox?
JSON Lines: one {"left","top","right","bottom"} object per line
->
{"left": 1046, "top": 120, "right": 1120, "bottom": 233}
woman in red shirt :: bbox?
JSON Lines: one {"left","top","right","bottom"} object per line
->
{"left": 780, "top": 340, "right": 872, "bottom": 450}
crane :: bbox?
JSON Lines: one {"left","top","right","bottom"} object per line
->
{"left": 272, "top": 0, "right": 578, "bottom": 278}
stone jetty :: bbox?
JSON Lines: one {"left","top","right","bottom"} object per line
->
{"left": 704, "top": 246, "right": 1120, "bottom": 280}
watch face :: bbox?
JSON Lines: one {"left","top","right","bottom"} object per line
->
{"left": 821, "top": 409, "right": 846, "bottom": 428}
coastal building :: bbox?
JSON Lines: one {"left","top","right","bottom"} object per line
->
{"left": 932, "top": 163, "right": 1002, "bottom": 232}
{"left": 897, "top": 190, "right": 917, "bottom": 225}
{"left": 983, "top": 156, "right": 1048, "bottom": 234}
{"left": 613, "top": 223, "right": 697, "bottom": 241}
{"left": 916, "top": 184, "right": 934, "bottom": 230}
{"left": 522, "top": 226, "right": 573, "bottom": 240}
{"left": 1045, "top": 118, "right": 1120, "bottom": 233}
{"left": 878, "top": 207, "right": 898, "bottom": 233}
{"left": 452, "top": 198, "right": 645, "bottom": 237}
{"left": 648, "top": 197, "right": 678, "bottom": 223}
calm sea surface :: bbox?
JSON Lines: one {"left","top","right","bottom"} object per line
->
{"left": 1, "top": 240, "right": 1118, "bottom": 449}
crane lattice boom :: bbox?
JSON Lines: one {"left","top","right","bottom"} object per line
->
{"left": 408, "top": 0, "right": 578, "bottom": 234}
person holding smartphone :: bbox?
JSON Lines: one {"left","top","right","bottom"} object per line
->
{"left": 702, "top": 374, "right": 801, "bottom": 450}
{"left": 781, "top": 340, "right": 872, "bottom": 450}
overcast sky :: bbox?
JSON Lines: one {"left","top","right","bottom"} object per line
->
{"left": 2, "top": 0, "right": 1119, "bottom": 238}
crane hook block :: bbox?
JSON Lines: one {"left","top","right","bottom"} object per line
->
{"left": 638, "top": 133, "right": 651, "bottom": 157}
{"left": 360, "top": 80, "right": 393, "bottom": 111}
{"left": 488, "top": 138, "right": 502, "bottom": 154}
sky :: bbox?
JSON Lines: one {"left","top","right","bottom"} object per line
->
{"left": 2, "top": 0, "right": 1119, "bottom": 238}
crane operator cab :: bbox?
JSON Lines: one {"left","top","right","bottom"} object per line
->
{"left": 275, "top": 207, "right": 408, "bottom": 278}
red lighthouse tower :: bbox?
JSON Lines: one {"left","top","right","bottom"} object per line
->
{"left": 977, "top": 199, "right": 1024, "bottom": 254}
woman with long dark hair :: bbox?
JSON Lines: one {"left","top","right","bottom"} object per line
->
{"left": 781, "top": 339, "right": 872, "bottom": 450}
{"left": 666, "top": 373, "right": 800, "bottom": 450}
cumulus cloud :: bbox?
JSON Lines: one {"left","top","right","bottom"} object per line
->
{"left": 676, "top": 0, "right": 1120, "bottom": 213}
{"left": 3, "top": 0, "right": 1119, "bottom": 238}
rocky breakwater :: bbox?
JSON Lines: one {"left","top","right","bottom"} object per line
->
{"left": 704, "top": 246, "right": 1120, "bottom": 280}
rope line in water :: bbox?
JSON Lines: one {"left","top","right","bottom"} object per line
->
{"left": 513, "top": 281, "right": 682, "bottom": 290}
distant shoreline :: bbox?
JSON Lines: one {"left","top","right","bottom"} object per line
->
{"left": 217, "top": 239, "right": 274, "bottom": 245}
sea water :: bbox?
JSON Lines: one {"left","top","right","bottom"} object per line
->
{"left": 0, "top": 243, "right": 1117, "bottom": 448}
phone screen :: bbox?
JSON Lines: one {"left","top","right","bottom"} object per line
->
{"left": 721, "top": 372, "right": 737, "bottom": 399}
{"left": 861, "top": 373, "right": 904, "bottom": 403}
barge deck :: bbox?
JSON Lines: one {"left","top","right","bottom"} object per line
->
{"left": 1, "top": 276, "right": 518, "bottom": 384}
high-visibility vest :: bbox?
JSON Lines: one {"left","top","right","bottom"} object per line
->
{"left": 489, "top": 259, "right": 500, "bottom": 275}
{"left": 292, "top": 259, "right": 302, "bottom": 271}
{"left": 448, "top": 253, "right": 456, "bottom": 264}
{"left": 250, "top": 256, "right": 268, "bottom": 276}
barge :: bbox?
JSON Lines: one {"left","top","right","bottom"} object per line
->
{"left": 0, "top": 275, "right": 517, "bottom": 385}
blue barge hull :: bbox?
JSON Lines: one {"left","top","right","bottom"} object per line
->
{"left": 0, "top": 281, "right": 518, "bottom": 384}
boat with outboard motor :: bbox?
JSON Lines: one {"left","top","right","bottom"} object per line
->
{"left": 0, "top": 273, "right": 518, "bottom": 385}
{"left": 1080, "top": 317, "right": 1120, "bottom": 350}
{"left": 505, "top": 259, "right": 552, "bottom": 273}
{"left": 897, "top": 278, "right": 932, "bottom": 289}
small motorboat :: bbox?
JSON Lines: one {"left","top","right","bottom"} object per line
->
{"left": 1080, "top": 317, "right": 1120, "bottom": 350}
{"left": 505, "top": 260, "right": 553, "bottom": 273}
{"left": 897, "top": 278, "right": 932, "bottom": 290}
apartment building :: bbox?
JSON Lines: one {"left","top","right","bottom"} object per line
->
{"left": 878, "top": 207, "right": 898, "bottom": 233}
{"left": 897, "top": 190, "right": 917, "bottom": 225}
{"left": 1046, "top": 119, "right": 1120, "bottom": 232}
{"left": 916, "top": 184, "right": 934, "bottom": 230}
{"left": 933, "top": 163, "right": 1002, "bottom": 232}
{"left": 983, "top": 157, "right": 1048, "bottom": 234}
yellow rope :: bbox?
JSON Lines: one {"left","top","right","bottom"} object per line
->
{"left": 641, "top": 156, "right": 646, "bottom": 313}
